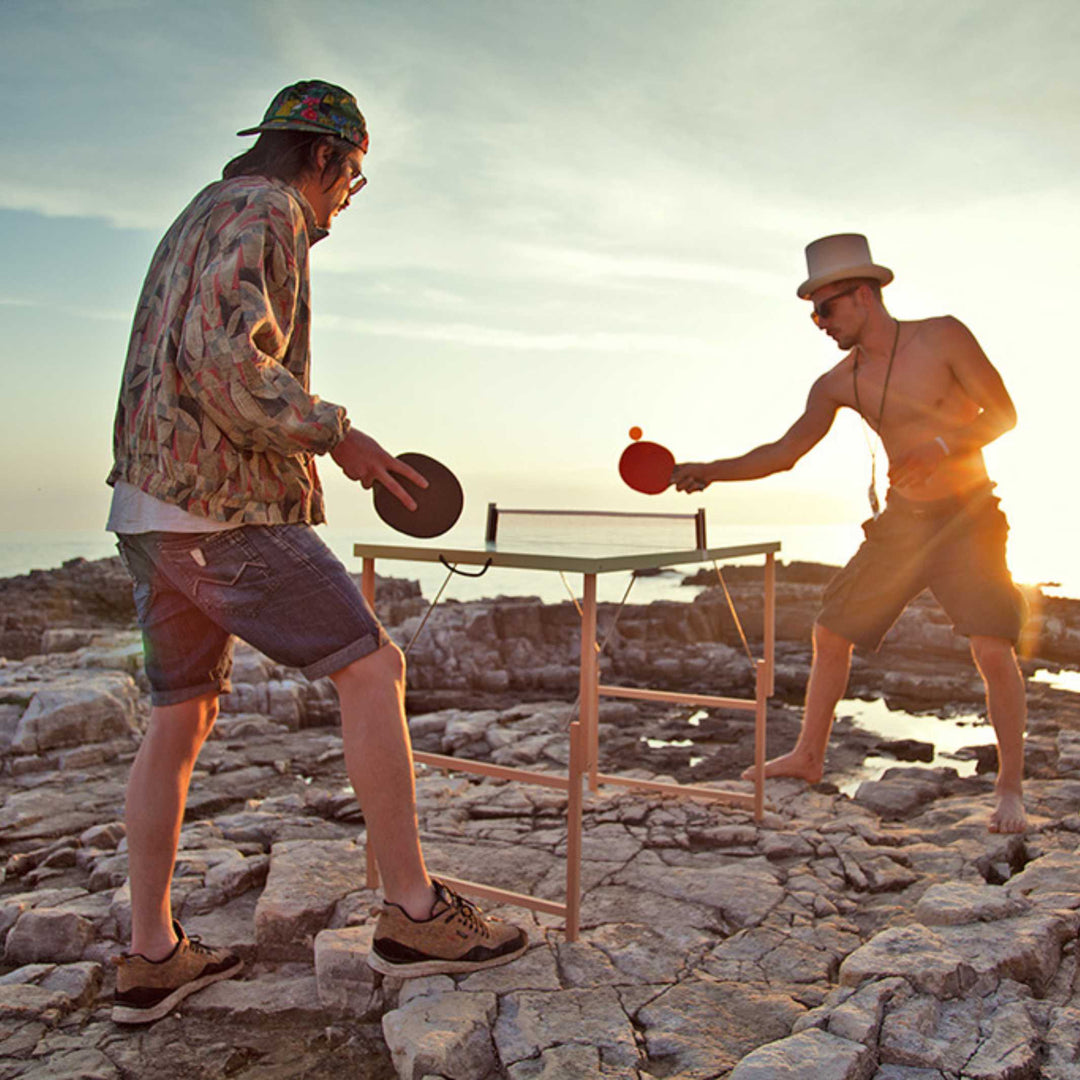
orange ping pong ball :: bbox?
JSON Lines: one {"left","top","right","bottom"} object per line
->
{"left": 628, "top": 426, "right": 643, "bottom": 441}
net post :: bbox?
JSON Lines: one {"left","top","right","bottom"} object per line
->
{"left": 695, "top": 508, "right": 707, "bottom": 549}
{"left": 485, "top": 503, "right": 499, "bottom": 544}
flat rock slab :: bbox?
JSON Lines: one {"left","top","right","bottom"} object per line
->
{"left": 11, "top": 672, "right": 140, "bottom": 754}
{"left": 914, "top": 881, "right": 1032, "bottom": 926}
{"left": 839, "top": 925, "right": 976, "bottom": 998}
{"left": 637, "top": 978, "right": 804, "bottom": 1078}
{"left": 494, "top": 986, "right": 641, "bottom": 1071}
{"left": 613, "top": 850, "right": 783, "bottom": 929}
{"left": 728, "top": 1026, "right": 875, "bottom": 1080}
{"left": 255, "top": 839, "right": 369, "bottom": 961}
{"left": 933, "top": 910, "right": 1079, "bottom": 995}
{"left": 183, "top": 972, "right": 324, "bottom": 1023}
{"left": 383, "top": 989, "right": 499, "bottom": 1080}
{"left": 314, "top": 924, "right": 381, "bottom": 1016}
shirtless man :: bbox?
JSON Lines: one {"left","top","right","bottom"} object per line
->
{"left": 673, "top": 234, "right": 1028, "bottom": 833}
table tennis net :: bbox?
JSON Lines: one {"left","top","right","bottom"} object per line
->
{"left": 484, "top": 503, "right": 707, "bottom": 552}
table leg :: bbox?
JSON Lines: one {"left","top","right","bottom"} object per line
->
{"left": 764, "top": 551, "right": 776, "bottom": 697}
{"left": 754, "top": 658, "right": 767, "bottom": 821}
{"left": 579, "top": 572, "right": 599, "bottom": 790}
{"left": 565, "top": 720, "right": 584, "bottom": 941}
{"left": 361, "top": 556, "right": 380, "bottom": 891}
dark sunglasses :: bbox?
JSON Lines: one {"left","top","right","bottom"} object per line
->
{"left": 811, "top": 284, "right": 860, "bottom": 326}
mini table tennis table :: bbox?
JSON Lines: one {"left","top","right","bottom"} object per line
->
{"left": 353, "top": 529, "right": 779, "bottom": 940}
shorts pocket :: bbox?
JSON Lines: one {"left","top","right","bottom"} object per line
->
{"left": 158, "top": 530, "right": 273, "bottom": 621}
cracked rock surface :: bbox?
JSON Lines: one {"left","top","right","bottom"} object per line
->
{"left": 3, "top": 558, "right": 1080, "bottom": 1078}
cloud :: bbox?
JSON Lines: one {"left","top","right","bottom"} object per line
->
{"left": 319, "top": 310, "right": 706, "bottom": 355}
{"left": 0, "top": 294, "right": 129, "bottom": 323}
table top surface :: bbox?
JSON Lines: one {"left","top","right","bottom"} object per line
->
{"left": 352, "top": 538, "right": 781, "bottom": 574}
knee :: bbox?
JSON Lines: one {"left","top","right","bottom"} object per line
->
{"left": 149, "top": 692, "right": 219, "bottom": 750}
{"left": 812, "top": 622, "right": 854, "bottom": 662}
{"left": 970, "top": 636, "right": 1019, "bottom": 682}
{"left": 330, "top": 641, "right": 406, "bottom": 693}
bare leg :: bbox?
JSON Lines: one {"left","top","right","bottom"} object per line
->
{"left": 126, "top": 692, "right": 218, "bottom": 960}
{"left": 970, "top": 635, "right": 1027, "bottom": 833}
{"left": 330, "top": 642, "right": 434, "bottom": 920}
{"left": 742, "top": 622, "right": 853, "bottom": 782}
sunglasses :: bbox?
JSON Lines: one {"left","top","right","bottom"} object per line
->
{"left": 347, "top": 169, "right": 368, "bottom": 197}
{"left": 811, "top": 284, "right": 860, "bottom": 326}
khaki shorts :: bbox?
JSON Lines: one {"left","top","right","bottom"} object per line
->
{"left": 818, "top": 484, "right": 1026, "bottom": 652}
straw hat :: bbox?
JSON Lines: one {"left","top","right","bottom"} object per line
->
{"left": 796, "top": 233, "right": 893, "bottom": 299}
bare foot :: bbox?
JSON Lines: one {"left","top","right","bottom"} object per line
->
{"left": 741, "top": 750, "right": 823, "bottom": 784}
{"left": 988, "top": 789, "right": 1027, "bottom": 834}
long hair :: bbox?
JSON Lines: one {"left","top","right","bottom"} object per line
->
{"left": 223, "top": 130, "right": 354, "bottom": 190}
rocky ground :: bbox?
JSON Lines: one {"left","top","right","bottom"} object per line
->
{"left": 3, "top": 557, "right": 1080, "bottom": 1078}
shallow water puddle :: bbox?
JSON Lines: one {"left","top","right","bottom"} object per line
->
{"left": 1030, "top": 667, "right": 1080, "bottom": 693}
{"left": 835, "top": 696, "right": 988, "bottom": 796}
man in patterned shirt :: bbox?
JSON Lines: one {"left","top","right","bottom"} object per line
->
{"left": 107, "top": 81, "right": 527, "bottom": 1025}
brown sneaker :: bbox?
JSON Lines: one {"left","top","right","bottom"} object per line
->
{"left": 368, "top": 879, "right": 528, "bottom": 978}
{"left": 111, "top": 920, "right": 243, "bottom": 1024}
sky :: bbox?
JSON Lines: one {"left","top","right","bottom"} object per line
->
{"left": 2, "top": 0, "right": 1079, "bottom": 587}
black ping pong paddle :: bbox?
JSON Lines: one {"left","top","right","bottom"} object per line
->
{"left": 373, "top": 452, "right": 464, "bottom": 538}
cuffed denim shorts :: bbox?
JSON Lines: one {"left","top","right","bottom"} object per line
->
{"left": 115, "top": 525, "right": 389, "bottom": 706}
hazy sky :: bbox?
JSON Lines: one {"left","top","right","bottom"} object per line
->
{"left": 2, "top": 0, "right": 1078, "bottom": 581}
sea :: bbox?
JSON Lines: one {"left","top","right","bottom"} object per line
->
{"left": 1, "top": 519, "right": 1074, "bottom": 605}
{"left": 2, "top": 521, "right": 1076, "bottom": 793}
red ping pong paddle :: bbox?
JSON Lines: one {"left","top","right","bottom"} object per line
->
{"left": 619, "top": 433, "right": 675, "bottom": 495}
{"left": 373, "top": 452, "right": 464, "bottom": 537}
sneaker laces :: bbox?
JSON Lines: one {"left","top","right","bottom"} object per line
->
{"left": 184, "top": 934, "right": 217, "bottom": 956}
{"left": 435, "top": 881, "right": 488, "bottom": 937}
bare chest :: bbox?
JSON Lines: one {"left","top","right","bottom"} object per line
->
{"left": 844, "top": 341, "right": 972, "bottom": 434}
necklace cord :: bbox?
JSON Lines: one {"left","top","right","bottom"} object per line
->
{"left": 853, "top": 319, "right": 901, "bottom": 516}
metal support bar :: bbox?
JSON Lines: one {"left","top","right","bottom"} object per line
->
{"left": 414, "top": 751, "right": 569, "bottom": 790}
{"left": 594, "top": 771, "right": 758, "bottom": 809}
{"left": 434, "top": 876, "right": 569, "bottom": 919}
{"left": 597, "top": 684, "right": 757, "bottom": 712}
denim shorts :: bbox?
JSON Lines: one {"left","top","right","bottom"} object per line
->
{"left": 115, "top": 525, "right": 388, "bottom": 706}
{"left": 818, "top": 484, "right": 1026, "bottom": 652}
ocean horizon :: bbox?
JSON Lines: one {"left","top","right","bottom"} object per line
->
{"left": 2, "top": 520, "right": 1074, "bottom": 606}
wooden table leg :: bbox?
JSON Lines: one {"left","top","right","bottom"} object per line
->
{"left": 361, "top": 556, "right": 381, "bottom": 891}
{"left": 754, "top": 658, "right": 767, "bottom": 822}
{"left": 764, "top": 551, "right": 776, "bottom": 697}
{"left": 565, "top": 720, "right": 584, "bottom": 941}
{"left": 579, "top": 573, "right": 599, "bottom": 790}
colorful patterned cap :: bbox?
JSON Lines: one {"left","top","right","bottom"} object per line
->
{"left": 237, "top": 80, "right": 369, "bottom": 152}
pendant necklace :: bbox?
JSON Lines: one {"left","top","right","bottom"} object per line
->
{"left": 852, "top": 318, "right": 901, "bottom": 519}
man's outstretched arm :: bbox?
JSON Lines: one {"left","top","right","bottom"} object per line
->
{"left": 673, "top": 375, "right": 840, "bottom": 491}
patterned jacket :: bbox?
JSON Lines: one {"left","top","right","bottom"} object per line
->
{"left": 107, "top": 176, "right": 350, "bottom": 525}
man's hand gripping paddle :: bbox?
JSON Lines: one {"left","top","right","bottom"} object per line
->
{"left": 618, "top": 427, "right": 676, "bottom": 495}
{"left": 373, "top": 452, "right": 464, "bottom": 538}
